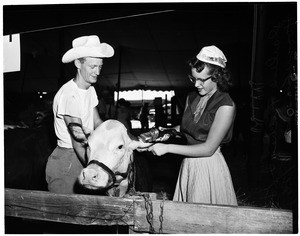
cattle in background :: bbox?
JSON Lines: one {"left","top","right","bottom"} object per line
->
{"left": 4, "top": 125, "right": 54, "bottom": 191}
{"left": 4, "top": 94, "right": 57, "bottom": 191}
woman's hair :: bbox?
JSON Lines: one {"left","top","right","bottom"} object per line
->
{"left": 187, "top": 57, "right": 233, "bottom": 92}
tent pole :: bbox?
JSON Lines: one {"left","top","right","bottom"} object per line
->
{"left": 115, "top": 46, "right": 122, "bottom": 118}
{"left": 165, "top": 94, "right": 168, "bottom": 116}
{"left": 115, "top": 46, "right": 122, "bottom": 119}
{"left": 116, "top": 46, "right": 122, "bottom": 104}
{"left": 248, "top": 4, "right": 266, "bottom": 187}
{"left": 58, "top": 28, "right": 65, "bottom": 88}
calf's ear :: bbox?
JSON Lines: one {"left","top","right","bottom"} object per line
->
{"left": 68, "top": 122, "right": 89, "bottom": 144}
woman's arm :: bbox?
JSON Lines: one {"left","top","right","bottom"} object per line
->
{"left": 148, "top": 104, "right": 235, "bottom": 157}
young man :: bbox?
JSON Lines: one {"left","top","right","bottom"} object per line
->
{"left": 45, "top": 35, "right": 114, "bottom": 193}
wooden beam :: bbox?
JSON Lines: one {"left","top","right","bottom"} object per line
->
{"left": 5, "top": 188, "right": 293, "bottom": 233}
{"left": 5, "top": 188, "right": 134, "bottom": 226}
{"left": 133, "top": 198, "right": 293, "bottom": 234}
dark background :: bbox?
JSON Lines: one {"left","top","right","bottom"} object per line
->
{"left": 3, "top": 2, "right": 298, "bottom": 233}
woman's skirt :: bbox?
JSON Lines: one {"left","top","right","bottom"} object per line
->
{"left": 173, "top": 147, "right": 237, "bottom": 206}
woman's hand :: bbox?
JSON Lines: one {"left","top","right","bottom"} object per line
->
{"left": 148, "top": 143, "right": 168, "bottom": 156}
{"left": 129, "top": 140, "right": 154, "bottom": 151}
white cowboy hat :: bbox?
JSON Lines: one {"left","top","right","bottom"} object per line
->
{"left": 196, "top": 45, "right": 227, "bottom": 68}
{"left": 62, "top": 35, "right": 114, "bottom": 63}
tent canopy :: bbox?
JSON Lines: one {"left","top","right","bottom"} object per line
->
{"left": 3, "top": 3, "right": 277, "bottom": 92}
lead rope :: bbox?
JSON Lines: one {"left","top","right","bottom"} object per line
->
{"left": 127, "top": 153, "right": 137, "bottom": 195}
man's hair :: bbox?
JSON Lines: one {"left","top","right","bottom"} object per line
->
{"left": 78, "top": 58, "right": 86, "bottom": 64}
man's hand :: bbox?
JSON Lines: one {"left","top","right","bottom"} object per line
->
{"left": 82, "top": 126, "right": 93, "bottom": 137}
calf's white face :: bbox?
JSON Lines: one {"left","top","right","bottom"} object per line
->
{"left": 78, "top": 120, "right": 133, "bottom": 190}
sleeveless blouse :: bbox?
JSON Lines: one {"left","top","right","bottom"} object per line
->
{"left": 173, "top": 90, "right": 238, "bottom": 205}
{"left": 180, "top": 90, "right": 235, "bottom": 145}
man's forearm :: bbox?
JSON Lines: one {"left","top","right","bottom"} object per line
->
{"left": 72, "top": 141, "right": 87, "bottom": 166}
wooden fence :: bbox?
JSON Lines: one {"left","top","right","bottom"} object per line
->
{"left": 5, "top": 188, "right": 293, "bottom": 234}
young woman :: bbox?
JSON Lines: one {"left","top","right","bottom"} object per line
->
{"left": 148, "top": 46, "right": 237, "bottom": 205}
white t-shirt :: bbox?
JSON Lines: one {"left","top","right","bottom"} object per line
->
{"left": 53, "top": 79, "right": 98, "bottom": 148}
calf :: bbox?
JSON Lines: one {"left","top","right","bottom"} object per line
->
{"left": 70, "top": 119, "right": 145, "bottom": 197}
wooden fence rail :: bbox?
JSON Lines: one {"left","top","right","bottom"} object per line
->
{"left": 5, "top": 188, "right": 293, "bottom": 234}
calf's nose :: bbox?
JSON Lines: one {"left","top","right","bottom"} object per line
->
{"left": 82, "top": 168, "right": 99, "bottom": 185}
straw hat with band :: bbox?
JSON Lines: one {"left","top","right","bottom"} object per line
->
{"left": 62, "top": 35, "right": 114, "bottom": 63}
{"left": 196, "top": 45, "right": 227, "bottom": 68}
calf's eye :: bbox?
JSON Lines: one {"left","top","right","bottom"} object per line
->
{"left": 118, "top": 145, "right": 124, "bottom": 150}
